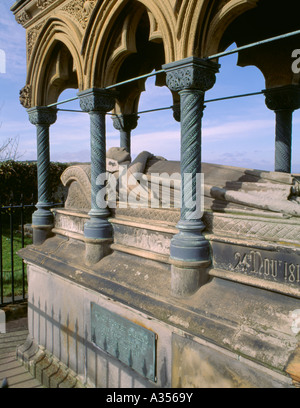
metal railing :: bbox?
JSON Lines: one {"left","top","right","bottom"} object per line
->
{"left": 0, "top": 200, "right": 65, "bottom": 306}
{"left": 0, "top": 202, "right": 35, "bottom": 306}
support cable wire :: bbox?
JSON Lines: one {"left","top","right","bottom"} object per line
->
{"left": 56, "top": 90, "right": 264, "bottom": 116}
{"left": 206, "top": 29, "right": 300, "bottom": 60}
{"left": 44, "top": 29, "right": 300, "bottom": 110}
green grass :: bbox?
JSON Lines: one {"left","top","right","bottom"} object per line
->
{"left": 0, "top": 227, "right": 32, "bottom": 298}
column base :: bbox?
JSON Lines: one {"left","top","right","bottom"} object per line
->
{"left": 170, "top": 220, "right": 211, "bottom": 262}
{"left": 84, "top": 238, "right": 112, "bottom": 266}
{"left": 32, "top": 207, "right": 53, "bottom": 226}
{"left": 169, "top": 220, "right": 211, "bottom": 297}
{"left": 32, "top": 208, "right": 54, "bottom": 245}
{"left": 170, "top": 260, "right": 211, "bottom": 298}
{"left": 32, "top": 225, "right": 54, "bottom": 245}
{"left": 84, "top": 212, "right": 113, "bottom": 264}
{"left": 84, "top": 217, "right": 112, "bottom": 240}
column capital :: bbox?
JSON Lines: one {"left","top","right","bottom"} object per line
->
{"left": 27, "top": 106, "right": 57, "bottom": 126}
{"left": 263, "top": 85, "right": 300, "bottom": 112}
{"left": 163, "top": 57, "right": 220, "bottom": 92}
{"left": 112, "top": 113, "right": 139, "bottom": 132}
{"left": 78, "top": 88, "right": 117, "bottom": 113}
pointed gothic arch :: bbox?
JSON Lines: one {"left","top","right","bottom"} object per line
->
{"left": 26, "top": 17, "right": 84, "bottom": 106}
{"left": 83, "top": 0, "right": 176, "bottom": 89}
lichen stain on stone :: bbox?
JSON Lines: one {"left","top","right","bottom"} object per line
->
{"left": 172, "top": 344, "right": 253, "bottom": 388}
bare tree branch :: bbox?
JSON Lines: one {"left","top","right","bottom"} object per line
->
{"left": 0, "top": 135, "right": 24, "bottom": 161}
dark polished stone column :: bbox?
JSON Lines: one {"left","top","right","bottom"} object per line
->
{"left": 264, "top": 85, "right": 300, "bottom": 173}
{"left": 163, "top": 57, "right": 219, "bottom": 297}
{"left": 28, "top": 107, "right": 57, "bottom": 245}
{"left": 78, "top": 88, "right": 116, "bottom": 264}
{"left": 112, "top": 114, "right": 139, "bottom": 156}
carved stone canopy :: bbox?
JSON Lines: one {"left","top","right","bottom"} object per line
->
{"left": 264, "top": 85, "right": 300, "bottom": 112}
{"left": 163, "top": 57, "right": 220, "bottom": 93}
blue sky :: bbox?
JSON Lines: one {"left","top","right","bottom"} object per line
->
{"left": 1, "top": 1, "right": 300, "bottom": 172}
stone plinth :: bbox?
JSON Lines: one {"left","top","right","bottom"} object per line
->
{"left": 17, "top": 201, "right": 300, "bottom": 388}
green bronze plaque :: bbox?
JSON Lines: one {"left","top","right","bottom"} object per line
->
{"left": 91, "top": 303, "right": 157, "bottom": 381}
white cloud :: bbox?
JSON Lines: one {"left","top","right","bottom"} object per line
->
{"left": 202, "top": 118, "right": 274, "bottom": 141}
{"left": 0, "top": 117, "right": 31, "bottom": 135}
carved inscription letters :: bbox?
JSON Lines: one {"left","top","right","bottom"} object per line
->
{"left": 212, "top": 241, "right": 300, "bottom": 288}
{"left": 233, "top": 250, "right": 300, "bottom": 285}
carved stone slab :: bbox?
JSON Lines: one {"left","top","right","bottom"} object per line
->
{"left": 212, "top": 240, "right": 300, "bottom": 291}
{"left": 112, "top": 223, "right": 172, "bottom": 255}
{"left": 91, "top": 303, "right": 157, "bottom": 382}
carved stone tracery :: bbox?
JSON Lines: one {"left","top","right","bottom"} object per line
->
{"left": 16, "top": 10, "right": 31, "bottom": 26}
{"left": 15, "top": 0, "right": 264, "bottom": 107}
{"left": 27, "top": 23, "right": 44, "bottom": 61}
{"left": 36, "top": 0, "right": 57, "bottom": 10}
{"left": 61, "top": 0, "right": 96, "bottom": 29}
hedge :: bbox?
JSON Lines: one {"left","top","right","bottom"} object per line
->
{"left": 0, "top": 161, "right": 69, "bottom": 205}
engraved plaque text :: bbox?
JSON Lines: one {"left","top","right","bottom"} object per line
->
{"left": 91, "top": 303, "right": 156, "bottom": 381}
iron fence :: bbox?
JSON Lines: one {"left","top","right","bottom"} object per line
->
{"left": 0, "top": 201, "right": 64, "bottom": 306}
{"left": 0, "top": 202, "right": 35, "bottom": 306}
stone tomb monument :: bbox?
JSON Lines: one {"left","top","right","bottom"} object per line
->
{"left": 18, "top": 148, "right": 300, "bottom": 388}
{"left": 11, "top": 0, "right": 300, "bottom": 388}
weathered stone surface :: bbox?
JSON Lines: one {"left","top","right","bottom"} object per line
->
{"left": 18, "top": 236, "right": 299, "bottom": 387}
{"left": 16, "top": 334, "right": 86, "bottom": 388}
{"left": 172, "top": 334, "right": 292, "bottom": 388}
{"left": 60, "top": 165, "right": 91, "bottom": 210}
{"left": 12, "top": 0, "right": 300, "bottom": 390}
{"left": 112, "top": 223, "right": 172, "bottom": 256}
{"left": 53, "top": 209, "right": 88, "bottom": 236}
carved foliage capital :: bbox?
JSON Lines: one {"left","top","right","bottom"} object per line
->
{"left": 78, "top": 89, "right": 116, "bottom": 113}
{"left": 112, "top": 114, "right": 139, "bottom": 132}
{"left": 28, "top": 107, "right": 57, "bottom": 126}
{"left": 163, "top": 57, "right": 219, "bottom": 92}
{"left": 19, "top": 85, "right": 32, "bottom": 109}
{"left": 264, "top": 85, "right": 300, "bottom": 112}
